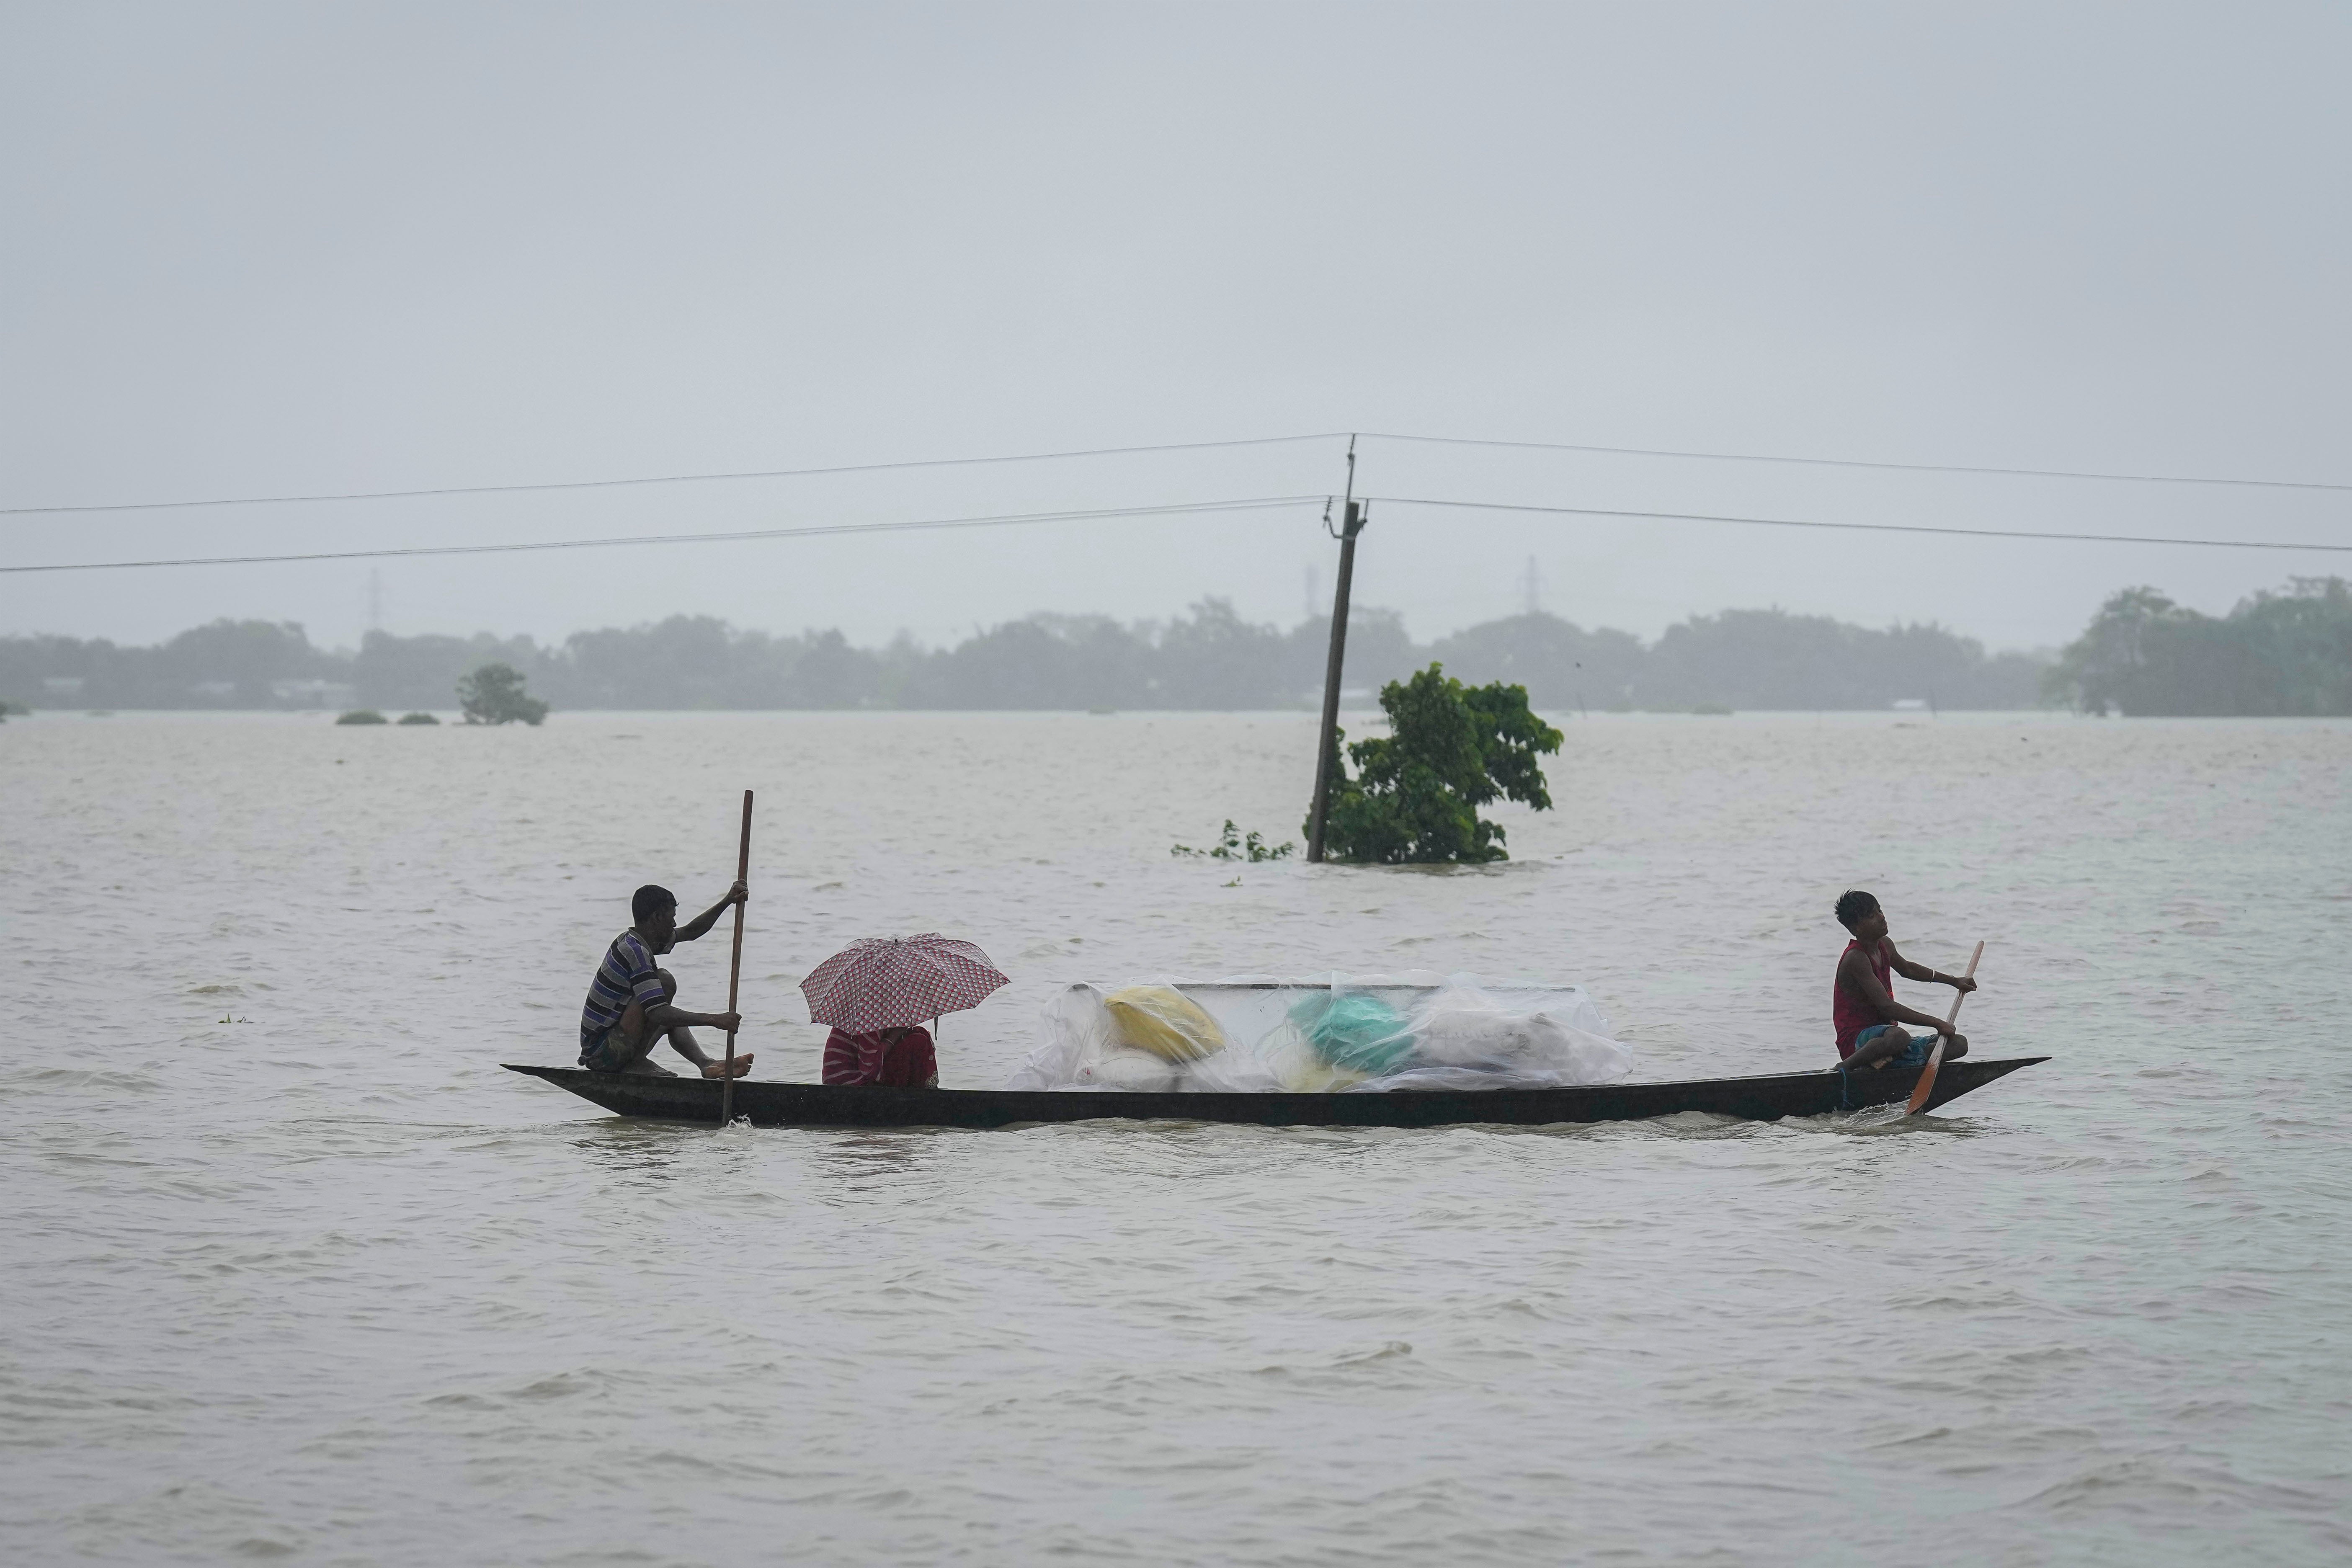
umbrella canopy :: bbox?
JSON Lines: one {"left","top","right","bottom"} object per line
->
{"left": 800, "top": 934, "right": 1009, "bottom": 1033}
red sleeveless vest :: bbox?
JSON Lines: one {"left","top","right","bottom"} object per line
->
{"left": 1834, "top": 939, "right": 1891, "bottom": 1057}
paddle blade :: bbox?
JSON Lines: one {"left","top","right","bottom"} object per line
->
{"left": 1906, "top": 1038, "right": 1947, "bottom": 1114}
{"left": 1910, "top": 939, "right": 1983, "bottom": 1115}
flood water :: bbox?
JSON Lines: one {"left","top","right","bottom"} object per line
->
{"left": 5, "top": 708, "right": 2347, "bottom": 1565}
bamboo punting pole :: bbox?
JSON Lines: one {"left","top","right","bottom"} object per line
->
{"left": 720, "top": 789, "right": 752, "bottom": 1126}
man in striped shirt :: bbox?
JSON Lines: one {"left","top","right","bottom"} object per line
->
{"left": 579, "top": 882, "right": 752, "bottom": 1077}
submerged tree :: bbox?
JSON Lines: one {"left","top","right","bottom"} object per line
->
{"left": 1315, "top": 663, "right": 1564, "bottom": 864}
{"left": 457, "top": 662, "right": 549, "bottom": 726}
{"left": 1172, "top": 820, "right": 1297, "bottom": 862}
{"left": 2043, "top": 578, "right": 2352, "bottom": 717}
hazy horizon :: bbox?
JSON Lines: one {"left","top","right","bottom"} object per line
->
{"left": 6, "top": 588, "right": 2084, "bottom": 661}
{"left": 5, "top": 5, "right": 2347, "bottom": 652}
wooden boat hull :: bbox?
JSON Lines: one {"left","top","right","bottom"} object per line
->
{"left": 501, "top": 1055, "right": 2045, "bottom": 1130}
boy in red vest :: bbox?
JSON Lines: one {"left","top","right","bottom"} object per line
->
{"left": 1833, "top": 890, "right": 1976, "bottom": 1070}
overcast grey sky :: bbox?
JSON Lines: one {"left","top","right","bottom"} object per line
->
{"left": 3, "top": 2, "right": 2345, "bottom": 653}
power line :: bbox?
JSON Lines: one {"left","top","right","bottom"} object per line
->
{"left": 7, "top": 425, "right": 2349, "bottom": 521}
{"left": 1367, "top": 494, "right": 2352, "bottom": 553}
{"left": 1362, "top": 431, "right": 2352, "bottom": 495}
{"left": 8, "top": 489, "right": 2342, "bottom": 575}
{"left": 0, "top": 433, "right": 1349, "bottom": 519}
{"left": 0, "top": 496, "right": 1326, "bottom": 575}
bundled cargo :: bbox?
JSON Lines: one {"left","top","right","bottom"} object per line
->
{"left": 1005, "top": 974, "right": 1632, "bottom": 1093}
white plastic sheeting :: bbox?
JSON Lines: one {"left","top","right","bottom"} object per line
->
{"left": 1004, "top": 973, "right": 1633, "bottom": 1093}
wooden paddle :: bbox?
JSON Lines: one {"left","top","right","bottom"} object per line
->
{"left": 1907, "top": 939, "right": 1983, "bottom": 1114}
{"left": 720, "top": 789, "right": 753, "bottom": 1127}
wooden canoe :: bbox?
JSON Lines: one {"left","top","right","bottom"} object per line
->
{"left": 501, "top": 1055, "right": 2045, "bottom": 1130}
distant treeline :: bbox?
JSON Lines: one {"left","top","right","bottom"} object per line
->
{"left": 2041, "top": 578, "right": 2352, "bottom": 717}
{"left": 2, "top": 599, "right": 2053, "bottom": 712}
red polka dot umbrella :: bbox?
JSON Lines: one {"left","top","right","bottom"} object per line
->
{"left": 799, "top": 934, "right": 1010, "bottom": 1033}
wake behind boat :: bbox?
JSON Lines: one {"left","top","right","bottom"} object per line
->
{"left": 501, "top": 1054, "right": 2047, "bottom": 1130}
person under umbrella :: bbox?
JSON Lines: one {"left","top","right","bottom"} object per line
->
{"left": 803, "top": 934, "right": 1009, "bottom": 1088}
{"left": 821, "top": 1024, "right": 938, "bottom": 1088}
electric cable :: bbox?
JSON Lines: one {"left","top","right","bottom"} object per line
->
{"left": 0, "top": 433, "right": 1349, "bottom": 519}
{"left": 7, "top": 425, "right": 2347, "bottom": 521}
{"left": 10, "top": 489, "right": 2342, "bottom": 575}
{"left": 1366, "top": 494, "right": 2352, "bottom": 553}
{"left": 0, "top": 495, "right": 1327, "bottom": 575}
{"left": 1361, "top": 431, "right": 2352, "bottom": 494}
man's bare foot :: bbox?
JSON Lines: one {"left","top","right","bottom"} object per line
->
{"left": 699, "top": 1054, "right": 754, "bottom": 1079}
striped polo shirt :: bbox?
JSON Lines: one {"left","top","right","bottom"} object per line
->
{"left": 580, "top": 930, "right": 666, "bottom": 1060}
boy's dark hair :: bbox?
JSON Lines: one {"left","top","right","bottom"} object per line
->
{"left": 1834, "top": 889, "right": 1880, "bottom": 930}
{"left": 632, "top": 884, "right": 679, "bottom": 924}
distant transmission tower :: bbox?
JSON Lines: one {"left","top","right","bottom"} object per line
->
{"left": 368, "top": 569, "right": 383, "bottom": 632}
{"left": 1523, "top": 555, "right": 1540, "bottom": 616}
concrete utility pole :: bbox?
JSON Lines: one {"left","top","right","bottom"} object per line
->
{"left": 1306, "top": 439, "right": 1367, "bottom": 864}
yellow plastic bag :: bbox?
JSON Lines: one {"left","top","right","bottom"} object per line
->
{"left": 1103, "top": 985, "right": 1228, "bottom": 1063}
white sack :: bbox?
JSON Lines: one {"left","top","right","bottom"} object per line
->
{"left": 1006, "top": 975, "right": 1633, "bottom": 1093}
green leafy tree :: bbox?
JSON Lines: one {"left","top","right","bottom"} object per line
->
{"left": 457, "top": 662, "right": 549, "bottom": 726}
{"left": 1314, "top": 663, "right": 1563, "bottom": 864}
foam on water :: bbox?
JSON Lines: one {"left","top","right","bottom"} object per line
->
{"left": 3, "top": 709, "right": 2348, "bottom": 1564}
